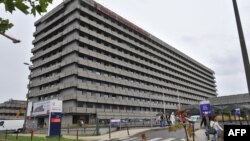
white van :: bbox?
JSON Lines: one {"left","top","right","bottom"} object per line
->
{"left": 0, "top": 120, "right": 24, "bottom": 133}
{"left": 189, "top": 115, "right": 201, "bottom": 122}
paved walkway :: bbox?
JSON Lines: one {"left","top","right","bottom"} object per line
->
{"left": 66, "top": 128, "right": 209, "bottom": 141}
{"left": 64, "top": 127, "right": 154, "bottom": 141}
{"left": 194, "top": 129, "right": 207, "bottom": 141}
{"left": 16, "top": 127, "right": 214, "bottom": 141}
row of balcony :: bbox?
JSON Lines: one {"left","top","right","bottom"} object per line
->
{"left": 0, "top": 109, "right": 25, "bottom": 114}
{"left": 63, "top": 107, "right": 169, "bottom": 115}
{"left": 76, "top": 48, "right": 215, "bottom": 95}
{"left": 76, "top": 56, "right": 215, "bottom": 97}
{"left": 77, "top": 15, "right": 215, "bottom": 86}
{"left": 30, "top": 20, "right": 216, "bottom": 95}
{"left": 32, "top": 6, "right": 215, "bottom": 86}
{"left": 78, "top": 5, "right": 214, "bottom": 79}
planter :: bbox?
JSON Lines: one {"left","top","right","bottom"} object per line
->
{"left": 168, "top": 126, "right": 177, "bottom": 132}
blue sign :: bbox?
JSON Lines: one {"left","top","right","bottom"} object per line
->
{"left": 235, "top": 108, "right": 241, "bottom": 116}
{"left": 49, "top": 112, "right": 62, "bottom": 136}
{"left": 199, "top": 101, "right": 212, "bottom": 117}
{"left": 110, "top": 119, "right": 121, "bottom": 126}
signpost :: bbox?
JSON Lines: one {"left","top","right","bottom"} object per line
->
{"left": 110, "top": 119, "right": 121, "bottom": 126}
{"left": 109, "top": 119, "right": 121, "bottom": 138}
{"left": 48, "top": 112, "right": 62, "bottom": 136}
{"left": 235, "top": 108, "right": 241, "bottom": 116}
{"left": 48, "top": 100, "right": 62, "bottom": 137}
{"left": 32, "top": 100, "right": 62, "bottom": 137}
{"left": 199, "top": 101, "right": 212, "bottom": 117}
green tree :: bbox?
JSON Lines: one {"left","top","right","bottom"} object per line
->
{"left": 0, "top": 0, "right": 54, "bottom": 43}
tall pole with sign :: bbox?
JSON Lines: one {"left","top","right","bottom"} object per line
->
{"left": 232, "top": 0, "right": 250, "bottom": 99}
{"left": 199, "top": 101, "right": 212, "bottom": 117}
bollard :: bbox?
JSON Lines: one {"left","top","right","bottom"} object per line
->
{"left": 59, "top": 130, "right": 61, "bottom": 140}
{"left": 67, "top": 124, "right": 69, "bottom": 134}
{"left": 183, "top": 124, "right": 188, "bottom": 141}
{"left": 109, "top": 123, "right": 111, "bottom": 139}
{"left": 222, "top": 113, "right": 225, "bottom": 123}
{"left": 16, "top": 131, "right": 18, "bottom": 140}
{"left": 31, "top": 129, "right": 34, "bottom": 141}
{"left": 5, "top": 129, "right": 7, "bottom": 140}
{"left": 234, "top": 114, "right": 236, "bottom": 123}
{"left": 239, "top": 115, "right": 242, "bottom": 125}
{"left": 76, "top": 129, "right": 79, "bottom": 140}
{"left": 192, "top": 123, "right": 195, "bottom": 141}
{"left": 229, "top": 113, "right": 232, "bottom": 123}
{"left": 126, "top": 125, "right": 130, "bottom": 135}
{"left": 245, "top": 115, "right": 249, "bottom": 125}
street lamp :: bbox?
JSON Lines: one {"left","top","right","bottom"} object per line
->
{"left": 23, "top": 62, "right": 31, "bottom": 132}
{"left": 162, "top": 91, "right": 165, "bottom": 114}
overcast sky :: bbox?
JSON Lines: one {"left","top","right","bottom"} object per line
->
{"left": 0, "top": 0, "right": 250, "bottom": 103}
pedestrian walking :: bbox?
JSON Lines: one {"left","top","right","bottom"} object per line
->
{"left": 200, "top": 112, "right": 211, "bottom": 141}
{"left": 160, "top": 113, "right": 164, "bottom": 127}
{"left": 210, "top": 115, "right": 223, "bottom": 141}
{"left": 170, "top": 112, "right": 176, "bottom": 125}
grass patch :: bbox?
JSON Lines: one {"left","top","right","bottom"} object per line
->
{"left": 0, "top": 134, "right": 82, "bottom": 141}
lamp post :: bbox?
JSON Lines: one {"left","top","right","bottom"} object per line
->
{"left": 23, "top": 62, "right": 31, "bottom": 132}
{"left": 177, "top": 89, "right": 180, "bottom": 110}
{"left": 232, "top": 0, "right": 250, "bottom": 98}
{"left": 162, "top": 92, "right": 165, "bottom": 114}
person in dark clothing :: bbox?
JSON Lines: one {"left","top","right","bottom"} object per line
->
{"left": 200, "top": 112, "right": 211, "bottom": 141}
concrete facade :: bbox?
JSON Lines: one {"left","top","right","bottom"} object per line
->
{"left": 210, "top": 93, "right": 250, "bottom": 107}
{"left": 29, "top": 0, "right": 217, "bottom": 125}
{"left": 0, "top": 99, "right": 26, "bottom": 120}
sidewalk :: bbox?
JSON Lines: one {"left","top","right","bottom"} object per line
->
{"left": 16, "top": 127, "right": 217, "bottom": 141}
{"left": 64, "top": 127, "right": 153, "bottom": 141}
{"left": 194, "top": 128, "right": 223, "bottom": 141}
{"left": 68, "top": 128, "right": 208, "bottom": 141}
{"left": 194, "top": 129, "right": 207, "bottom": 141}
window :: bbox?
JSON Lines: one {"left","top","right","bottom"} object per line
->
{"left": 87, "top": 103, "right": 93, "bottom": 108}
{"left": 96, "top": 104, "right": 102, "bottom": 109}
{"left": 77, "top": 102, "right": 84, "bottom": 107}
{"left": 105, "top": 104, "right": 110, "bottom": 109}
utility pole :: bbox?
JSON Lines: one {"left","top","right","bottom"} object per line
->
{"left": 232, "top": 0, "right": 250, "bottom": 98}
{"left": 23, "top": 62, "right": 31, "bottom": 133}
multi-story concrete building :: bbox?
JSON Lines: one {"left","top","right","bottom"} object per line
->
{"left": 0, "top": 99, "right": 26, "bottom": 120}
{"left": 210, "top": 93, "right": 250, "bottom": 108}
{"left": 29, "top": 0, "right": 217, "bottom": 125}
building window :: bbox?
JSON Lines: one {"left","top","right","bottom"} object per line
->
{"left": 87, "top": 103, "right": 93, "bottom": 108}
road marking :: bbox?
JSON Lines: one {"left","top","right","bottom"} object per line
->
{"left": 148, "top": 138, "right": 162, "bottom": 141}
{"left": 118, "top": 137, "right": 130, "bottom": 140}
{"left": 162, "top": 138, "right": 176, "bottom": 141}
{"left": 122, "top": 137, "right": 140, "bottom": 141}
